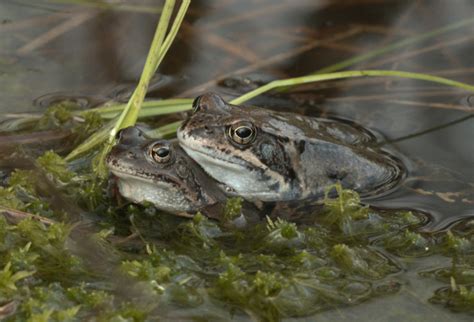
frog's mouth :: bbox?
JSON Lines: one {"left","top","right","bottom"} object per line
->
{"left": 177, "top": 132, "right": 250, "bottom": 169}
{"left": 179, "top": 144, "right": 246, "bottom": 172}
{"left": 108, "top": 168, "right": 182, "bottom": 190}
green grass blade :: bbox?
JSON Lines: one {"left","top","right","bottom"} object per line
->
{"left": 230, "top": 70, "right": 474, "bottom": 105}
{"left": 110, "top": 0, "right": 176, "bottom": 137}
{"left": 64, "top": 119, "right": 115, "bottom": 161}
{"left": 147, "top": 120, "right": 182, "bottom": 138}
{"left": 88, "top": 99, "right": 192, "bottom": 115}
{"left": 87, "top": 99, "right": 193, "bottom": 119}
{"left": 148, "top": 69, "right": 474, "bottom": 138}
{"left": 100, "top": 104, "right": 191, "bottom": 119}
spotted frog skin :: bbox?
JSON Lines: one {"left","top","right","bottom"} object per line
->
{"left": 106, "top": 127, "right": 228, "bottom": 218}
{"left": 177, "top": 93, "right": 402, "bottom": 202}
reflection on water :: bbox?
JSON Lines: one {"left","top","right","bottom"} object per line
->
{"left": 1, "top": 0, "right": 473, "bottom": 320}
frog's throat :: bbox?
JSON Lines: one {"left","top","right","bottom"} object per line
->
{"left": 113, "top": 171, "right": 196, "bottom": 213}
{"left": 179, "top": 144, "right": 288, "bottom": 201}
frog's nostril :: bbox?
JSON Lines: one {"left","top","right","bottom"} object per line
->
{"left": 116, "top": 129, "right": 125, "bottom": 140}
{"left": 204, "top": 126, "right": 213, "bottom": 134}
{"left": 127, "top": 151, "right": 136, "bottom": 159}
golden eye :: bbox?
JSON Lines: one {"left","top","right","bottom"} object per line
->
{"left": 228, "top": 122, "right": 256, "bottom": 145}
{"left": 151, "top": 144, "right": 171, "bottom": 163}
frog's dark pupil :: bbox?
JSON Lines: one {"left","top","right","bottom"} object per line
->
{"left": 236, "top": 127, "right": 252, "bottom": 138}
{"left": 156, "top": 147, "right": 169, "bottom": 158}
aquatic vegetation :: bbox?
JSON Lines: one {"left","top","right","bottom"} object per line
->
{"left": 1, "top": 148, "right": 408, "bottom": 320}
{"left": 0, "top": 149, "right": 105, "bottom": 221}
{"left": 0, "top": 118, "right": 474, "bottom": 321}
{"left": 430, "top": 278, "right": 474, "bottom": 313}
{"left": 222, "top": 197, "right": 244, "bottom": 222}
{"left": 0, "top": 100, "right": 103, "bottom": 138}
{"left": 1, "top": 146, "right": 473, "bottom": 320}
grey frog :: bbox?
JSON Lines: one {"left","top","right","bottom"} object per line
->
{"left": 106, "top": 126, "right": 229, "bottom": 219}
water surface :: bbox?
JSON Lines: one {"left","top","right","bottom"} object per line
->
{"left": 1, "top": 0, "right": 473, "bottom": 320}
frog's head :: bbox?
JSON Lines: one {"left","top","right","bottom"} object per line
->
{"left": 106, "top": 126, "right": 222, "bottom": 215}
{"left": 177, "top": 93, "right": 300, "bottom": 201}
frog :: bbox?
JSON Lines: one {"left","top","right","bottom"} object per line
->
{"left": 105, "top": 126, "right": 316, "bottom": 224}
{"left": 177, "top": 92, "right": 403, "bottom": 202}
{"left": 106, "top": 126, "right": 230, "bottom": 219}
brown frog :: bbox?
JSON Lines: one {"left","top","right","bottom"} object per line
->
{"left": 177, "top": 93, "right": 403, "bottom": 202}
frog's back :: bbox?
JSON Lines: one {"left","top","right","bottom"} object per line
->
{"left": 301, "top": 137, "right": 401, "bottom": 196}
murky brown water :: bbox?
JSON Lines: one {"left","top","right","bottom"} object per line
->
{"left": 1, "top": 0, "right": 473, "bottom": 320}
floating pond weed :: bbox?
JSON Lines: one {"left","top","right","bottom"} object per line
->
{"left": 379, "top": 229, "right": 433, "bottom": 257}
{"left": 323, "top": 183, "right": 369, "bottom": 221}
{"left": 319, "top": 183, "right": 369, "bottom": 236}
{"left": 222, "top": 197, "right": 243, "bottom": 222}
{"left": 0, "top": 186, "right": 25, "bottom": 210}
{"left": 0, "top": 138, "right": 468, "bottom": 319}
{"left": 1, "top": 150, "right": 106, "bottom": 220}
{"left": 35, "top": 102, "right": 74, "bottom": 130}
{"left": 3, "top": 169, "right": 57, "bottom": 219}
{"left": 176, "top": 213, "right": 224, "bottom": 249}
{"left": 8, "top": 170, "right": 37, "bottom": 194}
{"left": 2, "top": 166, "right": 474, "bottom": 319}
{"left": 430, "top": 278, "right": 474, "bottom": 313}
{"left": 0, "top": 262, "right": 34, "bottom": 294}
{"left": 36, "top": 151, "right": 74, "bottom": 184}
{"left": 444, "top": 230, "right": 473, "bottom": 255}
{"left": 265, "top": 217, "right": 304, "bottom": 253}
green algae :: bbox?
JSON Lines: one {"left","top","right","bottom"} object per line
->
{"left": 222, "top": 197, "right": 243, "bottom": 222}
{"left": 0, "top": 149, "right": 473, "bottom": 320}
{"left": 0, "top": 100, "right": 103, "bottom": 136}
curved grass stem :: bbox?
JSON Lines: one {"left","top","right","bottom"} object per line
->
{"left": 87, "top": 100, "right": 192, "bottom": 119}
{"left": 230, "top": 70, "right": 474, "bottom": 105}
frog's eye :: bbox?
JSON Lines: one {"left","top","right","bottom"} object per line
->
{"left": 228, "top": 122, "right": 256, "bottom": 145}
{"left": 192, "top": 95, "right": 202, "bottom": 113}
{"left": 151, "top": 144, "right": 171, "bottom": 163}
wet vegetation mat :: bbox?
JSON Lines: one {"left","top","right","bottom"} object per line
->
{"left": 1, "top": 0, "right": 474, "bottom": 321}
{"left": 0, "top": 149, "right": 473, "bottom": 320}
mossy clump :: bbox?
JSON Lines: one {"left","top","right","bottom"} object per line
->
{"left": 1, "top": 148, "right": 473, "bottom": 321}
{"left": 430, "top": 278, "right": 474, "bottom": 313}
{"left": 222, "top": 197, "right": 243, "bottom": 222}
{"left": 1, "top": 150, "right": 106, "bottom": 221}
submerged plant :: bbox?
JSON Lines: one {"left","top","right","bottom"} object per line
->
{"left": 1, "top": 152, "right": 473, "bottom": 320}
{"left": 430, "top": 277, "right": 474, "bottom": 313}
